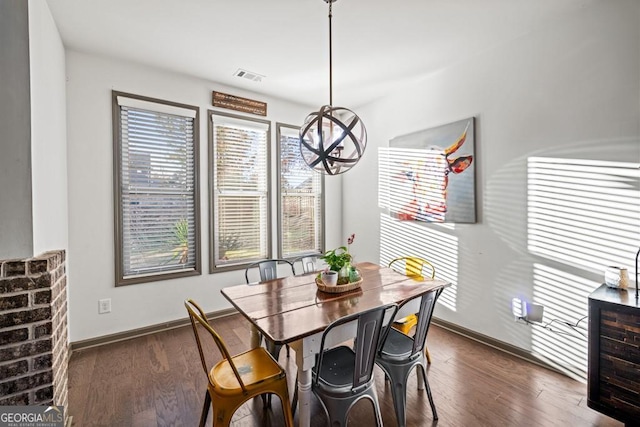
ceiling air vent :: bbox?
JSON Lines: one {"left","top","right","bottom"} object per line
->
{"left": 233, "top": 69, "right": 264, "bottom": 82}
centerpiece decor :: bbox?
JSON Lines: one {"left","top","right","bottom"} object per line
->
{"left": 316, "top": 233, "right": 362, "bottom": 293}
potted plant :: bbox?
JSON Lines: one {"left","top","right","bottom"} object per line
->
{"left": 320, "top": 234, "right": 358, "bottom": 285}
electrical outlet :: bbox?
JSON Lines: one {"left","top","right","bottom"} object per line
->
{"left": 511, "top": 297, "right": 524, "bottom": 319}
{"left": 511, "top": 297, "right": 544, "bottom": 323}
{"left": 99, "top": 298, "right": 111, "bottom": 314}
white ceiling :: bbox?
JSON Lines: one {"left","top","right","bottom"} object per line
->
{"left": 46, "top": 0, "right": 594, "bottom": 109}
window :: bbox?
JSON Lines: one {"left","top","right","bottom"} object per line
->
{"left": 277, "top": 123, "right": 324, "bottom": 258}
{"left": 113, "top": 91, "right": 200, "bottom": 285}
{"left": 210, "top": 111, "right": 271, "bottom": 271}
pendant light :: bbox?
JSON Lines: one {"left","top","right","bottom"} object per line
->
{"left": 299, "top": 0, "right": 367, "bottom": 175}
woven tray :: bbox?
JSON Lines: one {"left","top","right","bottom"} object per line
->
{"left": 316, "top": 276, "right": 363, "bottom": 293}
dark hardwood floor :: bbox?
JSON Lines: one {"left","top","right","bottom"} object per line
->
{"left": 68, "top": 314, "right": 622, "bottom": 426}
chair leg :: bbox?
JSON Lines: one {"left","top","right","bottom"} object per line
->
{"left": 419, "top": 365, "right": 438, "bottom": 420}
{"left": 425, "top": 345, "right": 432, "bottom": 364}
{"left": 264, "top": 340, "right": 284, "bottom": 409}
{"left": 291, "top": 382, "right": 298, "bottom": 417}
{"left": 286, "top": 344, "right": 290, "bottom": 358}
{"left": 327, "top": 407, "right": 349, "bottom": 427}
{"left": 276, "top": 381, "right": 296, "bottom": 427}
{"left": 366, "top": 388, "right": 384, "bottom": 427}
{"left": 389, "top": 376, "right": 409, "bottom": 427}
{"left": 199, "top": 390, "right": 211, "bottom": 427}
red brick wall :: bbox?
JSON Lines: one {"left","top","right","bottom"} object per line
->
{"left": 0, "top": 250, "right": 68, "bottom": 414}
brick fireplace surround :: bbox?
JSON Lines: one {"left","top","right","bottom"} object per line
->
{"left": 0, "top": 250, "right": 69, "bottom": 422}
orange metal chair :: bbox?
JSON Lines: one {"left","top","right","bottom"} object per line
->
{"left": 185, "top": 299, "right": 295, "bottom": 427}
{"left": 388, "top": 256, "right": 436, "bottom": 364}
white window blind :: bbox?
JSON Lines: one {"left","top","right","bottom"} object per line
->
{"left": 278, "top": 124, "right": 323, "bottom": 258}
{"left": 212, "top": 113, "right": 270, "bottom": 267}
{"left": 115, "top": 93, "right": 199, "bottom": 284}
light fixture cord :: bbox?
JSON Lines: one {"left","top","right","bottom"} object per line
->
{"left": 328, "top": 0, "right": 333, "bottom": 107}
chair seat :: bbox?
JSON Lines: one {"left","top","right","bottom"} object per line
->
{"left": 211, "top": 347, "right": 284, "bottom": 394}
{"left": 379, "top": 327, "right": 418, "bottom": 360}
{"left": 313, "top": 346, "right": 356, "bottom": 391}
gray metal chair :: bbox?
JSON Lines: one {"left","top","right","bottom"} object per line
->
{"left": 295, "top": 255, "right": 320, "bottom": 274}
{"left": 244, "top": 258, "right": 296, "bottom": 284}
{"left": 375, "top": 288, "right": 442, "bottom": 427}
{"left": 244, "top": 259, "right": 296, "bottom": 360}
{"left": 244, "top": 258, "right": 297, "bottom": 408}
{"left": 311, "top": 303, "right": 398, "bottom": 427}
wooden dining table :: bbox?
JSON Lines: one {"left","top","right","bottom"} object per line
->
{"left": 220, "top": 261, "right": 450, "bottom": 427}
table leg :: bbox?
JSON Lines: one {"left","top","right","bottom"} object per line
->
{"left": 296, "top": 364, "right": 312, "bottom": 427}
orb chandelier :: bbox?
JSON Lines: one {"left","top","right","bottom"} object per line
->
{"left": 299, "top": 0, "right": 367, "bottom": 175}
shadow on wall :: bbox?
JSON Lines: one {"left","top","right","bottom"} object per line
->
{"left": 378, "top": 146, "right": 463, "bottom": 312}
{"left": 378, "top": 213, "right": 459, "bottom": 312}
{"left": 378, "top": 135, "right": 639, "bottom": 381}
{"left": 530, "top": 264, "right": 599, "bottom": 381}
{"left": 488, "top": 137, "right": 640, "bottom": 380}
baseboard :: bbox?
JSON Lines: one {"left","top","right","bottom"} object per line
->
{"left": 431, "top": 317, "right": 567, "bottom": 377}
{"left": 69, "top": 308, "right": 574, "bottom": 381}
{"left": 69, "top": 307, "right": 236, "bottom": 352}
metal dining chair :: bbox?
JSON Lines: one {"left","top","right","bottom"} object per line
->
{"left": 375, "top": 288, "right": 442, "bottom": 427}
{"left": 244, "top": 259, "right": 296, "bottom": 359}
{"left": 388, "top": 256, "right": 436, "bottom": 364}
{"left": 311, "top": 303, "right": 398, "bottom": 427}
{"left": 244, "top": 258, "right": 296, "bottom": 284}
{"left": 295, "top": 255, "right": 321, "bottom": 274}
{"left": 244, "top": 259, "right": 297, "bottom": 408}
{"left": 184, "top": 299, "right": 295, "bottom": 427}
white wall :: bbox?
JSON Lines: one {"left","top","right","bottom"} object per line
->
{"left": 0, "top": 0, "right": 33, "bottom": 259}
{"left": 65, "top": 51, "right": 341, "bottom": 341}
{"left": 345, "top": 0, "right": 640, "bottom": 377}
{"left": 29, "top": 0, "right": 68, "bottom": 256}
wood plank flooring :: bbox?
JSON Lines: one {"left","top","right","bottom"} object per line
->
{"left": 68, "top": 314, "right": 622, "bottom": 426}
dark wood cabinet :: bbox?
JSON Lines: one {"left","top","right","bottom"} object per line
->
{"left": 588, "top": 284, "right": 640, "bottom": 426}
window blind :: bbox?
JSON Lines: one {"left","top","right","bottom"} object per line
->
{"left": 117, "top": 98, "right": 198, "bottom": 281}
{"left": 212, "top": 114, "right": 270, "bottom": 266}
{"left": 278, "top": 124, "right": 323, "bottom": 258}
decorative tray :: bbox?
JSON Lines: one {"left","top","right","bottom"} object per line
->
{"left": 315, "top": 276, "right": 363, "bottom": 294}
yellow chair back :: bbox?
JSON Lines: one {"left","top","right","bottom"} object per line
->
{"left": 389, "top": 256, "right": 435, "bottom": 280}
{"left": 185, "top": 299, "right": 247, "bottom": 393}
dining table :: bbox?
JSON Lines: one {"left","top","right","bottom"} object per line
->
{"left": 220, "top": 261, "right": 450, "bottom": 427}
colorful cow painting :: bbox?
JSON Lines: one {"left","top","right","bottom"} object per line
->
{"left": 389, "top": 118, "right": 476, "bottom": 223}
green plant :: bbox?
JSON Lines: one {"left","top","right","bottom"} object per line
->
{"left": 320, "top": 246, "right": 352, "bottom": 272}
{"left": 218, "top": 231, "right": 243, "bottom": 260}
{"left": 172, "top": 218, "right": 189, "bottom": 264}
{"left": 320, "top": 234, "right": 357, "bottom": 285}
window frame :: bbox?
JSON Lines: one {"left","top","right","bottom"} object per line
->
{"left": 276, "top": 122, "right": 325, "bottom": 260}
{"left": 112, "top": 90, "right": 201, "bottom": 286}
{"left": 208, "top": 110, "right": 272, "bottom": 273}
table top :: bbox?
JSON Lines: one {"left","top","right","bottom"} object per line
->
{"left": 221, "top": 262, "right": 450, "bottom": 345}
{"left": 589, "top": 283, "right": 640, "bottom": 309}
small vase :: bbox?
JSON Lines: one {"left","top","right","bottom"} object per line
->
{"left": 338, "top": 263, "right": 351, "bottom": 283}
{"left": 605, "top": 266, "right": 629, "bottom": 289}
{"left": 349, "top": 266, "right": 361, "bottom": 282}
